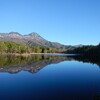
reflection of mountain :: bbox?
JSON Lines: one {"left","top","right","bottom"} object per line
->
{"left": 0, "top": 54, "right": 99, "bottom": 74}
{"left": 0, "top": 55, "right": 73, "bottom": 74}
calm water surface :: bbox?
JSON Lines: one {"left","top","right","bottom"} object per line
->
{"left": 0, "top": 54, "right": 100, "bottom": 100}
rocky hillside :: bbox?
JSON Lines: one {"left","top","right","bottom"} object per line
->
{"left": 0, "top": 32, "right": 66, "bottom": 48}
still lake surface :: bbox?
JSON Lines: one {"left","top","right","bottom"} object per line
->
{"left": 0, "top": 54, "right": 100, "bottom": 100}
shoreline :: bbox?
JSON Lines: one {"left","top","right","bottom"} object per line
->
{"left": 0, "top": 53, "right": 65, "bottom": 56}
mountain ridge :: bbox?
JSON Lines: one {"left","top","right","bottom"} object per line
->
{"left": 0, "top": 32, "right": 66, "bottom": 48}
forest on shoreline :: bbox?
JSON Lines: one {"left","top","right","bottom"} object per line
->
{"left": 0, "top": 41, "right": 100, "bottom": 57}
{"left": 66, "top": 43, "right": 100, "bottom": 57}
{"left": 0, "top": 41, "right": 65, "bottom": 54}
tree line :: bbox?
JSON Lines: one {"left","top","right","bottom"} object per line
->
{"left": 0, "top": 41, "right": 65, "bottom": 54}
{"left": 66, "top": 43, "right": 100, "bottom": 56}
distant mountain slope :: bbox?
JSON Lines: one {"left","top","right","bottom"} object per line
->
{"left": 0, "top": 32, "right": 66, "bottom": 48}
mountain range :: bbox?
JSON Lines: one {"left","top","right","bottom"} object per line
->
{"left": 0, "top": 32, "right": 66, "bottom": 48}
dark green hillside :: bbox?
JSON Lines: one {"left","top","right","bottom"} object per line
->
{"left": 66, "top": 43, "right": 100, "bottom": 56}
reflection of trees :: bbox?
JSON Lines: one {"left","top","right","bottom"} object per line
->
{"left": 71, "top": 55, "right": 100, "bottom": 67}
{"left": 0, "top": 54, "right": 99, "bottom": 74}
{"left": 0, "top": 55, "right": 73, "bottom": 74}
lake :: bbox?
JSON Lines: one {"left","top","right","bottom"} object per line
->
{"left": 0, "top": 54, "right": 100, "bottom": 100}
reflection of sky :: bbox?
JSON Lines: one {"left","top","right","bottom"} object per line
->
{"left": 0, "top": 60, "right": 100, "bottom": 100}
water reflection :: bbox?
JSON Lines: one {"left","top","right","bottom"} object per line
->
{"left": 0, "top": 54, "right": 99, "bottom": 74}
{"left": 71, "top": 55, "right": 100, "bottom": 67}
{"left": 0, "top": 54, "right": 100, "bottom": 100}
{"left": 0, "top": 54, "right": 73, "bottom": 74}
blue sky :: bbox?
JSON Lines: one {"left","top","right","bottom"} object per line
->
{"left": 0, "top": 0, "right": 100, "bottom": 45}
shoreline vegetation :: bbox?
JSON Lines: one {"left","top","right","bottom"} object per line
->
{"left": 65, "top": 43, "right": 100, "bottom": 57}
{"left": 0, "top": 41, "right": 66, "bottom": 54}
{"left": 0, "top": 41, "right": 100, "bottom": 58}
{"left": 0, "top": 53, "right": 64, "bottom": 56}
